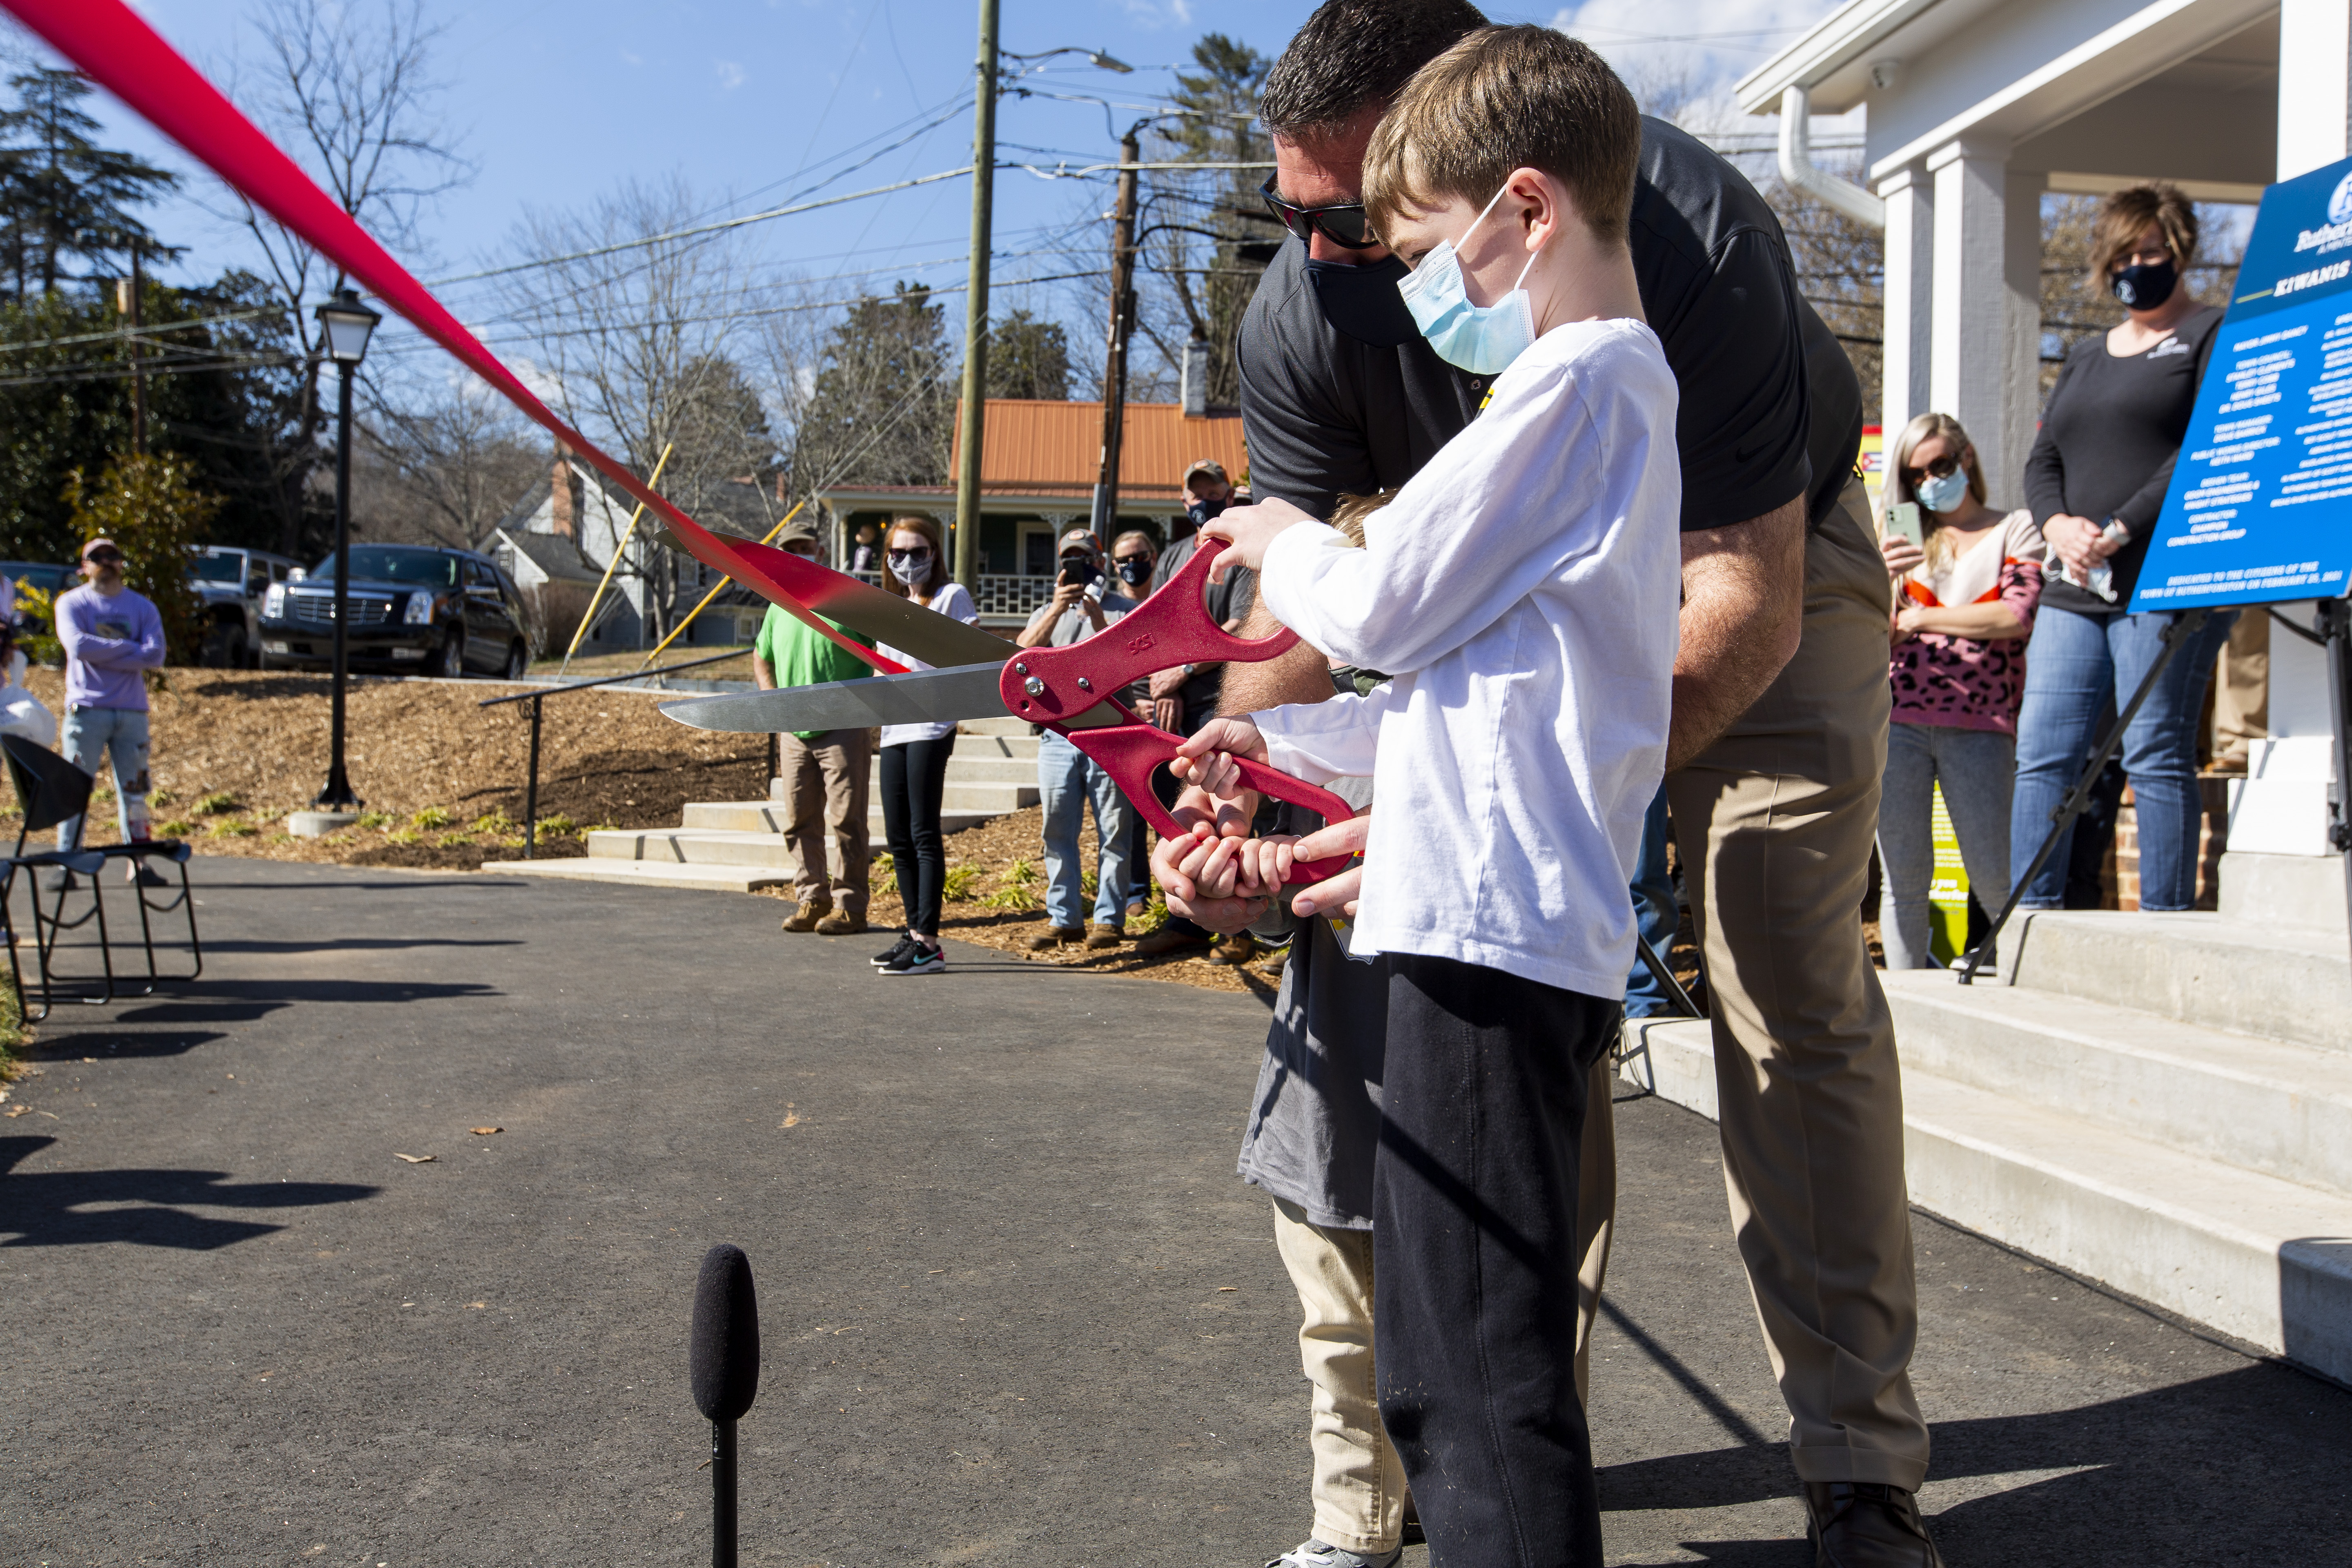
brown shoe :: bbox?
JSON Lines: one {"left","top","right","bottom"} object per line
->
{"left": 1804, "top": 1482, "right": 1945, "bottom": 1567}
{"left": 1085, "top": 922, "right": 1125, "bottom": 949}
{"left": 1133, "top": 926, "right": 1212, "bottom": 957}
{"left": 815, "top": 910, "right": 868, "bottom": 935}
{"left": 1024, "top": 925, "right": 1084, "bottom": 951}
{"left": 1256, "top": 946, "right": 1290, "bottom": 979}
{"left": 781, "top": 900, "right": 831, "bottom": 933}
{"left": 1206, "top": 932, "right": 1259, "bottom": 966}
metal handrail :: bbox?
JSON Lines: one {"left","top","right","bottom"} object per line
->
{"left": 477, "top": 648, "right": 753, "bottom": 856}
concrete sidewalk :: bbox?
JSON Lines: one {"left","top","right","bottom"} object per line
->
{"left": 0, "top": 860, "right": 2343, "bottom": 1566}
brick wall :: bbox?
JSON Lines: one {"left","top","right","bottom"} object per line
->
{"left": 2105, "top": 778, "right": 2232, "bottom": 911}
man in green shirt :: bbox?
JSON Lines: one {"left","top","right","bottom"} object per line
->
{"left": 754, "top": 519, "right": 877, "bottom": 934}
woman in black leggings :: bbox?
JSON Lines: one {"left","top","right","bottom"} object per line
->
{"left": 869, "top": 514, "right": 982, "bottom": 976}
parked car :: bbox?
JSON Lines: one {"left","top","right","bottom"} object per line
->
{"left": 1, "top": 559, "right": 77, "bottom": 626}
{"left": 189, "top": 545, "right": 301, "bottom": 668}
{"left": 256, "top": 545, "right": 532, "bottom": 679}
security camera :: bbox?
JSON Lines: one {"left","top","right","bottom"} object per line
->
{"left": 1869, "top": 58, "right": 1902, "bottom": 90}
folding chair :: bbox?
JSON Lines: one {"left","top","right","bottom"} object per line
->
{"left": 1, "top": 733, "right": 201, "bottom": 1020}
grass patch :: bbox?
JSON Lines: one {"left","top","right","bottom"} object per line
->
{"left": 193, "top": 791, "right": 240, "bottom": 816}
{"left": 355, "top": 810, "right": 393, "bottom": 830}
{"left": 470, "top": 810, "right": 516, "bottom": 835}
{"left": 384, "top": 826, "right": 422, "bottom": 845}
{"left": 412, "top": 806, "right": 454, "bottom": 830}
{"left": 870, "top": 851, "right": 898, "bottom": 896}
{"left": 154, "top": 818, "right": 197, "bottom": 839}
{"left": 941, "top": 862, "right": 984, "bottom": 902}
{"left": 208, "top": 819, "right": 258, "bottom": 838}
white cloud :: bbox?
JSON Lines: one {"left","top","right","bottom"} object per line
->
{"left": 716, "top": 60, "right": 747, "bottom": 91}
{"left": 1550, "top": 0, "right": 1846, "bottom": 131}
{"left": 1120, "top": 0, "right": 1195, "bottom": 31}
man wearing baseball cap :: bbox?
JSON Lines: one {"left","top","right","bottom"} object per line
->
{"left": 754, "top": 519, "right": 877, "bottom": 935}
{"left": 53, "top": 537, "right": 168, "bottom": 886}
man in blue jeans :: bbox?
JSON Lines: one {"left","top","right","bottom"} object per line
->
{"left": 1014, "top": 528, "right": 1144, "bottom": 951}
{"left": 52, "top": 536, "right": 168, "bottom": 889}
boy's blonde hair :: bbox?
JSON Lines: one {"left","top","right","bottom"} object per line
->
{"left": 1327, "top": 491, "right": 1394, "bottom": 547}
{"left": 1362, "top": 25, "right": 1641, "bottom": 246}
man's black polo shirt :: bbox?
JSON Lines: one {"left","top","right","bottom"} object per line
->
{"left": 1236, "top": 116, "right": 1864, "bottom": 534}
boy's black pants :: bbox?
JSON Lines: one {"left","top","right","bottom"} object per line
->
{"left": 1373, "top": 953, "right": 1618, "bottom": 1568}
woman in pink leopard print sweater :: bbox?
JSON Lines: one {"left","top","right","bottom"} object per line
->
{"left": 1877, "top": 412, "right": 2047, "bottom": 969}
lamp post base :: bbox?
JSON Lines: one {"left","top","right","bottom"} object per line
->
{"left": 313, "top": 767, "right": 363, "bottom": 812}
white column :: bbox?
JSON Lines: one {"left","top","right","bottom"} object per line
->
{"left": 1876, "top": 164, "right": 1933, "bottom": 447}
{"left": 2240, "top": 1, "right": 2352, "bottom": 876}
{"left": 1927, "top": 139, "right": 2040, "bottom": 508}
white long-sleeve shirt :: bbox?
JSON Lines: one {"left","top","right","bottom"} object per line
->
{"left": 1252, "top": 318, "right": 1682, "bottom": 999}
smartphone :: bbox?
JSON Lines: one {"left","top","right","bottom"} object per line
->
{"left": 1057, "top": 559, "right": 1101, "bottom": 589}
{"left": 1884, "top": 501, "right": 1924, "bottom": 551}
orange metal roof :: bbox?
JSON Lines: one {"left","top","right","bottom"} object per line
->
{"left": 948, "top": 399, "right": 1248, "bottom": 502}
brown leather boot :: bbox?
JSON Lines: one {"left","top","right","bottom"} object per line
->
{"left": 781, "top": 900, "right": 831, "bottom": 933}
{"left": 815, "top": 909, "right": 868, "bottom": 935}
{"left": 1024, "top": 925, "right": 1084, "bottom": 951}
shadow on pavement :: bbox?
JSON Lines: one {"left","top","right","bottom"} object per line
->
{"left": 1601, "top": 1363, "right": 2349, "bottom": 1563}
{"left": 198, "top": 937, "right": 524, "bottom": 953}
{"left": 24, "top": 1028, "right": 227, "bottom": 1060}
{"left": 0, "top": 1136, "right": 379, "bottom": 1249}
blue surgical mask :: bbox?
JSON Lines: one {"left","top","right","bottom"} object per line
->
{"left": 1915, "top": 469, "right": 1970, "bottom": 515}
{"left": 1396, "top": 185, "right": 1544, "bottom": 374}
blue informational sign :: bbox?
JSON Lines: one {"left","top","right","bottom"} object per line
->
{"left": 2132, "top": 156, "right": 2352, "bottom": 610}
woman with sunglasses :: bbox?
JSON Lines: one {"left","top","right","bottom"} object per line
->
{"left": 869, "top": 514, "right": 980, "bottom": 977}
{"left": 1877, "top": 414, "right": 2045, "bottom": 968}
{"left": 2015, "top": 183, "right": 2234, "bottom": 918}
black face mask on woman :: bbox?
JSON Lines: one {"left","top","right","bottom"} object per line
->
{"left": 1116, "top": 557, "right": 1153, "bottom": 587}
{"left": 2111, "top": 257, "right": 2178, "bottom": 310}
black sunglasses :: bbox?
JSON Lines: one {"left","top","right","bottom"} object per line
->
{"left": 885, "top": 546, "right": 931, "bottom": 562}
{"left": 1259, "top": 175, "right": 1380, "bottom": 252}
{"left": 85, "top": 551, "right": 124, "bottom": 564}
{"left": 1898, "top": 453, "right": 1962, "bottom": 486}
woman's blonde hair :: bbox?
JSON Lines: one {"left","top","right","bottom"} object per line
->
{"left": 2089, "top": 182, "right": 2198, "bottom": 283}
{"left": 1889, "top": 412, "right": 1988, "bottom": 570}
{"left": 878, "top": 513, "right": 951, "bottom": 600}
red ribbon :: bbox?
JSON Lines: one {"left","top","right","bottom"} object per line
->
{"left": 7, "top": 0, "right": 902, "bottom": 673}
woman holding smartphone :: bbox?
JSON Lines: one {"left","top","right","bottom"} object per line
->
{"left": 869, "top": 514, "right": 980, "bottom": 977}
{"left": 1878, "top": 413, "right": 2047, "bottom": 967}
{"left": 2015, "top": 182, "right": 2234, "bottom": 916}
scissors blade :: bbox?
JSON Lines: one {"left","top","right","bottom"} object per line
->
{"left": 656, "top": 666, "right": 1124, "bottom": 734}
{"left": 653, "top": 528, "right": 1011, "bottom": 671}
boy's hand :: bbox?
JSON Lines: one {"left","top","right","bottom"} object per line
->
{"left": 1201, "top": 497, "right": 1317, "bottom": 581}
{"left": 1172, "top": 716, "right": 1269, "bottom": 801}
{"left": 1285, "top": 814, "right": 1370, "bottom": 920}
{"left": 1151, "top": 824, "right": 1268, "bottom": 934}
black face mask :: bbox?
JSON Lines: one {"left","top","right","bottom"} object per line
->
{"left": 1116, "top": 557, "right": 1153, "bottom": 586}
{"left": 2111, "top": 258, "right": 2178, "bottom": 310}
{"left": 1303, "top": 254, "right": 1417, "bottom": 348}
{"left": 1185, "top": 496, "right": 1227, "bottom": 529}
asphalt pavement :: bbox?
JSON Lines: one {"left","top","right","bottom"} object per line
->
{"left": 0, "top": 859, "right": 2343, "bottom": 1567}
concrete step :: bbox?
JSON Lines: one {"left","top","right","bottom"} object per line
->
{"left": 865, "top": 755, "right": 1038, "bottom": 786}
{"left": 588, "top": 828, "right": 798, "bottom": 869}
{"left": 768, "top": 777, "right": 1035, "bottom": 813}
{"left": 681, "top": 801, "right": 996, "bottom": 837}
{"left": 952, "top": 731, "right": 1039, "bottom": 761}
{"left": 960, "top": 716, "right": 1032, "bottom": 737}
{"left": 487, "top": 858, "right": 789, "bottom": 893}
{"left": 1615, "top": 1016, "right": 2352, "bottom": 1384}
{"left": 2007, "top": 910, "right": 2350, "bottom": 1054}
{"left": 1882, "top": 971, "right": 2352, "bottom": 1196}
{"left": 2218, "top": 850, "right": 2348, "bottom": 938}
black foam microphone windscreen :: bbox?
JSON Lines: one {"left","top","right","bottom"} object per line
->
{"left": 690, "top": 1243, "right": 761, "bottom": 1422}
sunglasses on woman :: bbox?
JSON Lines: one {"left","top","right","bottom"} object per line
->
{"left": 1898, "top": 454, "right": 1962, "bottom": 486}
{"left": 1259, "top": 175, "right": 1381, "bottom": 252}
{"left": 885, "top": 546, "right": 931, "bottom": 564}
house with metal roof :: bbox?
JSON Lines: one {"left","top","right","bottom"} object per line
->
{"left": 815, "top": 397, "right": 1249, "bottom": 625}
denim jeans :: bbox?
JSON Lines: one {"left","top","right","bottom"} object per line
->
{"left": 1877, "top": 722, "right": 2013, "bottom": 969}
{"left": 1037, "top": 731, "right": 1134, "bottom": 930}
{"left": 1620, "top": 785, "right": 1679, "bottom": 1016}
{"left": 58, "top": 704, "right": 151, "bottom": 852}
{"left": 2010, "top": 606, "right": 2234, "bottom": 912}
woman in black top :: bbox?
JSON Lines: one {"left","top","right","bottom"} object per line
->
{"left": 2013, "top": 183, "right": 2237, "bottom": 912}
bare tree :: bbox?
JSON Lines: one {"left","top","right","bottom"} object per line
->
{"left": 353, "top": 373, "right": 541, "bottom": 548}
{"left": 221, "top": 0, "right": 471, "bottom": 557}
{"left": 497, "top": 176, "right": 769, "bottom": 641}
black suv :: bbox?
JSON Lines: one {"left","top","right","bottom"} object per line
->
{"left": 257, "top": 545, "right": 531, "bottom": 679}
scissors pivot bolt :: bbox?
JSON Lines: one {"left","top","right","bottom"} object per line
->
{"left": 1014, "top": 662, "right": 1029, "bottom": 674}
{"left": 1076, "top": 677, "right": 1092, "bottom": 691}
{"left": 1023, "top": 676, "right": 1046, "bottom": 697}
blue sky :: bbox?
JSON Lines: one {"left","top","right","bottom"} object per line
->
{"left": 5, "top": 0, "right": 1838, "bottom": 399}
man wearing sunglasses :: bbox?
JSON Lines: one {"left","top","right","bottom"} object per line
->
{"left": 1166, "top": 2, "right": 1938, "bottom": 1564}
{"left": 53, "top": 536, "right": 169, "bottom": 889}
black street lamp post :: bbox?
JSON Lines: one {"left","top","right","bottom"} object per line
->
{"left": 313, "top": 287, "right": 380, "bottom": 811}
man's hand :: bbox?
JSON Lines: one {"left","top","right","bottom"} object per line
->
{"left": 1670, "top": 498, "right": 1807, "bottom": 772}
{"left": 1284, "top": 814, "right": 1368, "bottom": 919}
{"left": 1202, "top": 497, "right": 1317, "bottom": 579}
{"left": 1150, "top": 697, "right": 1184, "bottom": 732}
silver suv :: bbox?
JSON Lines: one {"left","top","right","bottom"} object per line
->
{"left": 190, "top": 546, "right": 301, "bottom": 668}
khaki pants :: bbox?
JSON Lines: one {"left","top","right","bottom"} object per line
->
{"left": 2212, "top": 609, "right": 2269, "bottom": 766}
{"left": 778, "top": 727, "right": 871, "bottom": 914}
{"left": 1580, "top": 480, "right": 1930, "bottom": 1490}
{"left": 1272, "top": 1197, "right": 1406, "bottom": 1555}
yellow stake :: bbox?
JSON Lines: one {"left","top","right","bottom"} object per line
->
{"left": 634, "top": 497, "right": 808, "bottom": 672}
{"left": 557, "top": 441, "right": 675, "bottom": 678}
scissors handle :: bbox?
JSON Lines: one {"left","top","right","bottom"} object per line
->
{"left": 1000, "top": 542, "right": 1297, "bottom": 727}
{"left": 1063, "top": 713, "right": 1359, "bottom": 888}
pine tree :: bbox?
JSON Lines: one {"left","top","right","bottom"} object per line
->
{"left": 986, "top": 309, "right": 1072, "bottom": 401}
{"left": 0, "top": 68, "right": 180, "bottom": 300}
{"left": 1140, "top": 36, "right": 1276, "bottom": 408}
{"left": 788, "top": 283, "right": 956, "bottom": 496}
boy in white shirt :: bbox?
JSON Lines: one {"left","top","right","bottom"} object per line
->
{"left": 1160, "top": 26, "right": 1678, "bottom": 1565}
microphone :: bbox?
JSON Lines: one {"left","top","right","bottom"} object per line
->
{"left": 689, "top": 1244, "right": 760, "bottom": 1567}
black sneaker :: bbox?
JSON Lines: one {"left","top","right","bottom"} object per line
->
{"left": 129, "top": 862, "right": 169, "bottom": 889}
{"left": 39, "top": 868, "right": 74, "bottom": 895}
{"left": 882, "top": 942, "right": 945, "bottom": 977}
{"left": 871, "top": 933, "right": 917, "bottom": 968}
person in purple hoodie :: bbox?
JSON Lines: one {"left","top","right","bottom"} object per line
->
{"left": 51, "top": 536, "right": 167, "bottom": 887}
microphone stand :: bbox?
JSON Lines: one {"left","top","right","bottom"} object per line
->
{"left": 710, "top": 1416, "right": 737, "bottom": 1568}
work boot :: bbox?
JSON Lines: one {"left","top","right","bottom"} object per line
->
{"left": 1804, "top": 1482, "right": 1946, "bottom": 1568}
{"left": 815, "top": 909, "right": 868, "bottom": 935}
{"left": 781, "top": 900, "right": 831, "bottom": 933}
{"left": 1134, "top": 925, "right": 1211, "bottom": 957}
{"left": 1206, "top": 932, "right": 1259, "bottom": 966}
{"left": 1085, "top": 922, "right": 1125, "bottom": 950}
{"left": 1024, "top": 925, "right": 1084, "bottom": 952}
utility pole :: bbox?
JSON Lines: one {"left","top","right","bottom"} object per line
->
{"left": 951, "top": 0, "right": 1001, "bottom": 590}
{"left": 123, "top": 243, "right": 147, "bottom": 456}
{"left": 1089, "top": 127, "right": 1141, "bottom": 540}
